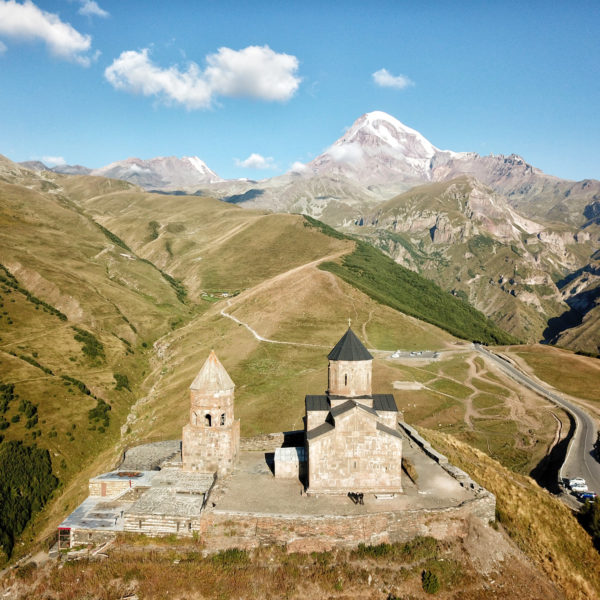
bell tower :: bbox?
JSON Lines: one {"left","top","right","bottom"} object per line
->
{"left": 327, "top": 328, "right": 373, "bottom": 406}
{"left": 182, "top": 351, "right": 240, "bottom": 475}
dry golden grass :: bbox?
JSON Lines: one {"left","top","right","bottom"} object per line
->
{"left": 126, "top": 262, "right": 455, "bottom": 441}
{"left": 424, "top": 429, "right": 600, "bottom": 600}
{"left": 509, "top": 344, "right": 600, "bottom": 402}
{"left": 4, "top": 532, "right": 563, "bottom": 600}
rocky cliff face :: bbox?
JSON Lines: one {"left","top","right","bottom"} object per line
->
{"left": 547, "top": 259, "right": 600, "bottom": 354}
{"left": 346, "top": 177, "right": 596, "bottom": 342}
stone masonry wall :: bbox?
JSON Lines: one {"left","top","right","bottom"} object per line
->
{"left": 123, "top": 514, "right": 203, "bottom": 537}
{"left": 200, "top": 494, "right": 496, "bottom": 553}
{"left": 88, "top": 479, "right": 132, "bottom": 498}
{"left": 308, "top": 410, "right": 403, "bottom": 493}
{"left": 328, "top": 360, "right": 372, "bottom": 397}
{"left": 182, "top": 418, "right": 240, "bottom": 475}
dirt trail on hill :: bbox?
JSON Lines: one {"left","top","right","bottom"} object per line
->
{"left": 218, "top": 249, "right": 350, "bottom": 348}
{"left": 220, "top": 301, "right": 328, "bottom": 348}
{"left": 231, "top": 249, "right": 349, "bottom": 303}
{"left": 207, "top": 218, "right": 261, "bottom": 248}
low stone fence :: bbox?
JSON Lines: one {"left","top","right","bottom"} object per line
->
{"left": 240, "top": 430, "right": 304, "bottom": 452}
{"left": 399, "top": 423, "right": 492, "bottom": 498}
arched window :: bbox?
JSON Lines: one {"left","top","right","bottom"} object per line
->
{"left": 204, "top": 413, "right": 212, "bottom": 427}
{"left": 344, "top": 374, "right": 348, "bottom": 386}
{"left": 220, "top": 413, "right": 226, "bottom": 426}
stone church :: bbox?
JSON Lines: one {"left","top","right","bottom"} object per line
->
{"left": 304, "top": 328, "right": 403, "bottom": 495}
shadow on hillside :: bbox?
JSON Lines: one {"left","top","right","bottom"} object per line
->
{"left": 223, "top": 189, "right": 264, "bottom": 204}
{"left": 530, "top": 411, "right": 576, "bottom": 494}
{"left": 543, "top": 306, "right": 585, "bottom": 343}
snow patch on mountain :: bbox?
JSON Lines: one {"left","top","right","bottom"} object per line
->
{"left": 91, "top": 155, "right": 222, "bottom": 190}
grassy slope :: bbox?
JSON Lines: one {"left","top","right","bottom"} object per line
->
{"left": 123, "top": 265, "right": 457, "bottom": 441}
{"left": 424, "top": 430, "right": 600, "bottom": 600}
{"left": 2, "top": 165, "right": 599, "bottom": 596}
{"left": 0, "top": 167, "right": 355, "bottom": 557}
{"left": 508, "top": 345, "right": 600, "bottom": 403}
{"left": 68, "top": 183, "right": 352, "bottom": 299}
{"left": 305, "top": 216, "right": 516, "bottom": 345}
{"left": 0, "top": 173, "right": 194, "bottom": 560}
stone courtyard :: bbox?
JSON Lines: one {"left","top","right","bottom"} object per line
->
{"left": 213, "top": 433, "right": 474, "bottom": 516}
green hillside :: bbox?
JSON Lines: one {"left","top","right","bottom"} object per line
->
{"left": 305, "top": 216, "right": 517, "bottom": 345}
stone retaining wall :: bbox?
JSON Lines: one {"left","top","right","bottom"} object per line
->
{"left": 398, "top": 423, "right": 491, "bottom": 496}
{"left": 200, "top": 494, "right": 496, "bottom": 553}
{"left": 240, "top": 430, "right": 304, "bottom": 452}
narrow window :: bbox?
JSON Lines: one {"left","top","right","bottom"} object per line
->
{"left": 220, "top": 413, "right": 226, "bottom": 426}
{"left": 204, "top": 413, "right": 212, "bottom": 427}
{"left": 138, "top": 519, "right": 142, "bottom": 529}
{"left": 344, "top": 374, "right": 348, "bottom": 386}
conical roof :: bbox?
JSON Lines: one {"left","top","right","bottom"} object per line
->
{"left": 327, "top": 328, "right": 373, "bottom": 361}
{"left": 190, "top": 351, "right": 235, "bottom": 391}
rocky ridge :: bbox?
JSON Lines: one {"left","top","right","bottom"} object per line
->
{"left": 348, "top": 177, "right": 596, "bottom": 342}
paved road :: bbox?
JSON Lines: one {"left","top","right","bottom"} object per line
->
{"left": 474, "top": 344, "right": 600, "bottom": 498}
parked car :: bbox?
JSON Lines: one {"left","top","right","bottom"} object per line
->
{"left": 578, "top": 491, "right": 597, "bottom": 501}
{"left": 568, "top": 477, "right": 586, "bottom": 489}
{"left": 572, "top": 484, "right": 589, "bottom": 493}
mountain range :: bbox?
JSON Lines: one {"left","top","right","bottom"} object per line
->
{"left": 15, "top": 111, "right": 600, "bottom": 351}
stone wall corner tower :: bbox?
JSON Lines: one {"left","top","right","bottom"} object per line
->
{"left": 182, "top": 351, "right": 240, "bottom": 476}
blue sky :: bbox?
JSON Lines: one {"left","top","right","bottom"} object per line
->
{"left": 0, "top": 0, "right": 598, "bottom": 180}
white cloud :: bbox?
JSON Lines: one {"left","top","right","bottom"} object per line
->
{"left": 42, "top": 155, "right": 66, "bottom": 166}
{"left": 0, "top": 40, "right": 6, "bottom": 55}
{"left": 235, "top": 153, "right": 276, "bottom": 170}
{"left": 104, "top": 45, "right": 301, "bottom": 110}
{"left": 327, "top": 143, "right": 364, "bottom": 165}
{"left": 290, "top": 161, "right": 307, "bottom": 172}
{"left": 0, "top": 0, "right": 93, "bottom": 65}
{"left": 78, "top": 0, "right": 108, "bottom": 18}
{"left": 127, "top": 164, "right": 151, "bottom": 174}
{"left": 205, "top": 45, "right": 300, "bottom": 101}
{"left": 105, "top": 49, "right": 212, "bottom": 109}
{"left": 372, "top": 68, "right": 414, "bottom": 90}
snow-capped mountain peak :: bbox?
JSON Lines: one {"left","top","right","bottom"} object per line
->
{"left": 307, "top": 111, "right": 445, "bottom": 186}
{"left": 91, "top": 155, "right": 222, "bottom": 189}
{"left": 184, "top": 156, "right": 220, "bottom": 179}
{"left": 341, "top": 111, "right": 439, "bottom": 158}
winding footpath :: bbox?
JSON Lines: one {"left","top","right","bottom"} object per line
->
{"left": 220, "top": 302, "right": 328, "bottom": 348}
{"left": 474, "top": 344, "right": 600, "bottom": 498}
